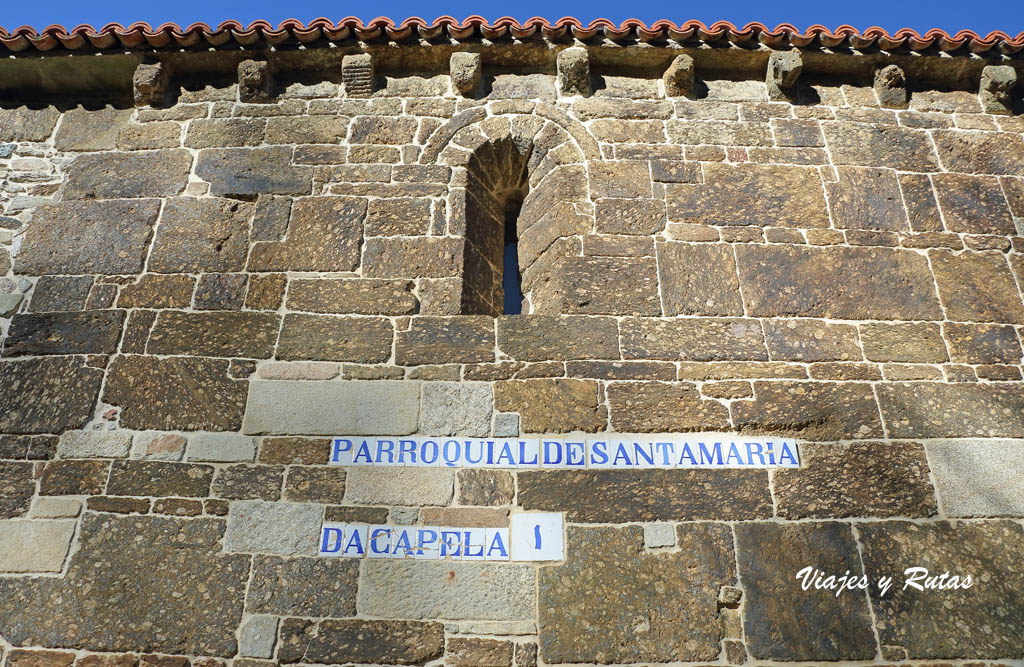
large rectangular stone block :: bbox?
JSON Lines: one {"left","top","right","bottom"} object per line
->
{"left": 666, "top": 163, "right": 828, "bottom": 227}
{"left": 736, "top": 245, "right": 943, "bottom": 320}
{"left": 344, "top": 467, "right": 454, "bottom": 505}
{"left": 929, "top": 250, "right": 1024, "bottom": 324}
{"left": 287, "top": 278, "right": 418, "bottom": 315}
{"left": 933, "top": 129, "right": 1024, "bottom": 175}
{"left": 0, "top": 357, "right": 103, "bottom": 434}
{"left": 877, "top": 382, "right": 1024, "bottom": 437}
{"left": 519, "top": 469, "right": 771, "bottom": 521}
{"left": 395, "top": 316, "right": 494, "bottom": 365}
{"left": 362, "top": 237, "right": 463, "bottom": 278}
{"left": 358, "top": 560, "right": 536, "bottom": 620}
{"left": 826, "top": 166, "right": 908, "bottom": 230}
{"left": 242, "top": 380, "right": 420, "bottom": 435}
{"left": 531, "top": 256, "right": 661, "bottom": 316}
{"left": 148, "top": 197, "right": 254, "bottom": 273}
{"left": 16, "top": 200, "right": 161, "bottom": 275}
{"left": 859, "top": 520, "right": 1024, "bottom": 658}
{"left": 732, "top": 380, "right": 884, "bottom": 439}
{"left": 932, "top": 173, "right": 1015, "bottom": 235}
{"left": 249, "top": 197, "right": 365, "bottom": 272}
{"left": 494, "top": 379, "right": 605, "bottom": 433}
{"left": 224, "top": 500, "right": 323, "bottom": 556}
{"left": 104, "top": 356, "right": 248, "bottom": 431}
{"left": 607, "top": 381, "right": 730, "bottom": 432}
{"left": 147, "top": 311, "right": 280, "bottom": 358}
{"left": 0, "top": 520, "right": 76, "bottom": 573}
{"left": 926, "top": 440, "right": 1024, "bottom": 517}
{"left": 62, "top": 149, "right": 192, "bottom": 199}
{"left": 277, "top": 314, "right": 393, "bottom": 363}
{"left": 620, "top": 318, "right": 767, "bottom": 361}
{"left": 195, "top": 147, "right": 312, "bottom": 196}
{"left": 2, "top": 311, "right": 125, "bottom": 357}
{"left": 656, "top": 242, "right": 744, "bottom": 316}
{"left": 497, "top": 315, "right": 619, "bottom": 361}
{"left": 823, "top": 122, "right": 938, "bottom": 171}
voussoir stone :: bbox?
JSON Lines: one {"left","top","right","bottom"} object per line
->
{"left": 148, "top": 197, "right": 254, "bottom": 273}
{"left": 2, "top": 310, "right": 126, "bottom": 357}
{"left": 243, "top": 380, "right": 420, "bottom": 435}
{"left": 519, "top": 469, "right": 771, "bottom": 521}
{"left": 0, "top": 514, "right": 249, "bottom": 655}
{"left": 246, "top": 555, "right": 358, "bottom": 617}
{"left": 774, "top": 441, "right": 937, "bottom": 518}
{"left": 195, "top": 147, "right": 313, "bottom": 196}
{"left": 104, "top": 355, "right": 248, "bottom": 431}
{"left": 248, "top": 197, "right": 365, "bottom": 272}
{"left": 62, "top": 149, "right": 192, "bottom": 199}
{"left": 539, "top": 524, "right": 735, "bottom": 663}
{"left": 358, "top": 560, "right": 535, "bottom": 620}
{"left": 859, "top": 520, "right": 1024, "bottom": 658}
{"left": 16, "top": 199, "right": 161, "bottom": 275}
{"left": 0, "top": 357, "right": 103, "bottom": 434}
{"left": 736, "top": 522, "right": 877, "bottom": 661}
{"left": 224, "top": 500, "right": 322, "bottom": 556}
{"left": 736, "top": 244, "right": 942, "bottom": 320}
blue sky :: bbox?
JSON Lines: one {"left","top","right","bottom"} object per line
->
{"left": 1, "top": 0, "right": 1021, "bottom": 36}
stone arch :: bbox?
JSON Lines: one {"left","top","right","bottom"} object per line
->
{"left": 426, "top": 109, "right": 593, "bottom": 315}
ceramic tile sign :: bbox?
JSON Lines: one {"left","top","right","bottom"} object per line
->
{"left": 319, "top": 512, "right": 565, "bottom": 561}
{"left": 328, "top": 434, "right": 799, "bottom": 469}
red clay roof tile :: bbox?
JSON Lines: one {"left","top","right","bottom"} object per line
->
{"left": 0, "top": 17, "right": 1020, "bottom": 54}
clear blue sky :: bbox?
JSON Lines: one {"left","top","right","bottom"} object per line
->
{"left": 1, "top": 0, "right": 1021, "bottom": 36}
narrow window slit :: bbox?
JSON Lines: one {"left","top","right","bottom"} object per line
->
{"left": 503, "top": 198, "right": 524, "bottom": 315}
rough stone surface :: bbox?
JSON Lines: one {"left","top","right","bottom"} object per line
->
{"left": 57, "top": 431, "right": 132, "bottom": 459}
{"left": 0, "top": 515, "right": 248, "bottom": 655}
{"left": 860, "top": 322, "right": 948, "bottom": 363}
{"left": 736, "top": 522, "right": 877, "bottom": 661}
{"left": 284, "top": 466, "right": 346, "bottom": 503}
{"left": 539, "top": 525, "right": 735, "bottom": 663}
{"left": 736, "top": 244, "right": 942, "bottom": 320}
{"left": 344, "top": 467, "right": 454, "bottom": 505}
{"left": 878, "top": 382, "right": 1024, "bottom": 438}
{"left": 0, "top": 357, "right": 103, "bottom": 434}
{"left": 932, "top": 173, "right": 1015, "bottom": 235}
{"left": 104, "top": 356, "right": 247, "bottom": 431}
{"left": 421, "top": 382, "right": 493, "bottom": 437}
{"left": 827, "top": 167, "right": 908, "bottom": 230}
{"left": 148, "top": 197, "right": 253, "bottom": 273}
{"left": 494, "top": 379, "right": 605, "bottom": 433}
{"left": 239, "top": 616, "right": 278, "bottom": 659}
{"left": 3, "top": 311, "right": 125, "bottom": 357}
{"left": 211, "top": 464, "right": 283, "bottom": 500}
{"left": 224, "top": 500, "right": 322, "bottom": 555}
{"left": 458, "top": 469, "right": 515, "bottom": 505}
{"left": 929, "top": 250, "right": 1024, "bottom": 324}
{"left": 643, "top": 523, "right": 676, "bottom": 548}
{"left": 148, "top": 311, "right": 279, "bottom": 358}
{"left": 277, "top": 314, "right": 392, "bottom": 362}
{"left": 118, "top": 275, "right": 194, "bottom": 308}
{"left": 0, "top": 106, "right": 60, "bottom": 141}
{"left": 859, "top": 520, "right": 1024, "bottom": 658}
{"left": 282, "top": 619, "right": 444, "bottom": 666}
{"left": 29, "top": 276, "right": 94, "bottom": 312}
{"left": 764, "top": 319, "right": 861, "bottom": 361}
{"left": 933, "top": 129, "right": 1024, "bottom": 175}
{"left": 396, "top": 316, "right": 494, "bottom": 365}
{"left": 63, "top": 150, "right": 192, "bottom": 199}
{"left": 16, "top": 200, "right": 161, "bottom": 275}
{"left": 667, "top": 163, "right": 827, "bottom": 227}
{"left": 774, "top": 442, "right": 937, "bottom": 518}
{"left": 0, "top": 519, "right": 75, "bottom": 573}
{"left": 0, "top": 462, "right": 35, "bottom": 518}
{"left": 287, "top": 278, "right": 417, "bottom": 315}
{"left": 186, "top": 434, "right": 256, "bottom": 462}
{"left": 107, "top": 460, "right": 213, "bottom": 497}
{"left": 447, "top": 638, "right": 513, "bottom": 667}
{"left": 532, "top": 256, "right": 660, "bottom": 316}
{"left": 497, "top": 315, "right": 619, "bottom": 361}
{"left": 733, "top": 380, "right": 884, "bottom": 439}
{"left": 944, "top": 322, "right": 1022, "bottom": 364}
{"left": 249, "top": 197, "right": 365, "bottom": 272}
{"left": 195, "top": 147, "right": 312, "bottom": 196}
{"left": 520, "top": 469, "right": 771, "bottom": 521}
{"left": 607, "top": 382, "right": 730, "bottom": 432}
{"left": 243, "top": 380, "right": 420, "bottom": 435}
{"left": 926, "top": 439, "right": 1024, "bottom": 516}
{"left": 358, "top": 560, "right": 536, "bottom": 620}
{"left": 656, "top": 243, "right": 745, "bottom": 316}
{"left": 39, "top": 460, "right": 109, "bottom": 495}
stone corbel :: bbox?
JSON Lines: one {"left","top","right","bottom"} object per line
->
{"left": 766, "top": 50, "right": 802, "bottom": 101}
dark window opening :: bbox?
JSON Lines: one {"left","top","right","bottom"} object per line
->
{"left": 502, "top": 198, "right": 524, "bottom": 315}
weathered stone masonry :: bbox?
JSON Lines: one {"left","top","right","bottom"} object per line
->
{"left": 1, "top": 22, "right": 1024, "bottom": 664}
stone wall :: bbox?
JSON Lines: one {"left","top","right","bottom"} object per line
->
{"left": 1, "top": 47, "right": 1024, "bottom": 664}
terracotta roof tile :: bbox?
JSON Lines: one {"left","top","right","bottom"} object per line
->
{"left": 0, "top": 17, "right": 1021, "bottom": 54}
